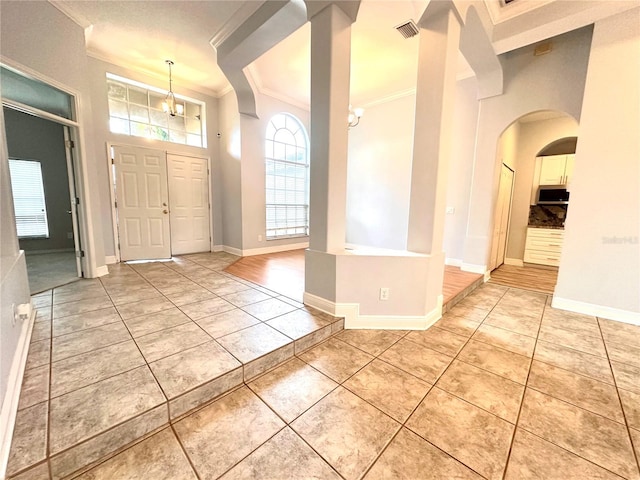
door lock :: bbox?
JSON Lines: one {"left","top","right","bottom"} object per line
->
{"left": 163, "top": 209, "right": 168, "bottom": 214}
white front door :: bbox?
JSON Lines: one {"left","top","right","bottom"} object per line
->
{"left": 167, "top": 154, "right": 210, "bottom": 255}
{"left": 113, "top": 146, "right": 171, "bottom": 261}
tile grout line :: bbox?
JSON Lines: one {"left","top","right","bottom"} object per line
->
{"left": 595, "top": 317, "right": 640, "bottom": 473}
{"left": 169, "top": 423, "right": 203, "bottom": 480}
{"left": 355, "top": 288, "right": 513, "bottom": 480}
{"left": 499, "top": 288, "right": 547, "bottom": 480}
{"left": 46, "top": 290, "right": 54, "bottom": 480}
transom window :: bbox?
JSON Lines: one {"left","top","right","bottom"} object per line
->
{"left": 8, "top": 159, "right": 49, "bottom": 238}
{"left": 106, "top": 73, "right": 205, "bottom": 148}
{"left": 265, "top": 113, "right": 309, "bottom": 239}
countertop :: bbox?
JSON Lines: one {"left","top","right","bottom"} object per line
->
{"left": 527, "top": 225, "right": 564, "bottom": 230}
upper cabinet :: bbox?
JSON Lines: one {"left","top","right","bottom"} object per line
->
{"left": 538, "top": 154, "right": 575, "bottom": 185}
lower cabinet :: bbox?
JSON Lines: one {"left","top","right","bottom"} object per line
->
{"left": 524, "top": 228, "right": 564, "bottom": 267}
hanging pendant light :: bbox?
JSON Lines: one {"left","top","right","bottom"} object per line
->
{"left": 162, "top": 60, "right": 184, "bottom": 117}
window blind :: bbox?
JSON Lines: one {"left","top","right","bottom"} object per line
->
{"left": 8, "top": 159, "right": 50, "bottom": 238}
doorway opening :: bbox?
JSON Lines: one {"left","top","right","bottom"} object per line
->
{"left": 4, "top": 108, "right": 83, "bottom": 293}
{"left": 488, "top": 110, "right": 578, "bottom": 294}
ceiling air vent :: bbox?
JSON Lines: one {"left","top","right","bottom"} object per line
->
{"left": 395, "top": 20, "right": 419, "bottom": 39}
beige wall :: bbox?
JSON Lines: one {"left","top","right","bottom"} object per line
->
{"left": 555, "top": 9, "right": 640, "bottom": 317}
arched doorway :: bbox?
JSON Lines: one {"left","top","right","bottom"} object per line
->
{"left": 489, "top": 110, "right": 578, "bottom": 293}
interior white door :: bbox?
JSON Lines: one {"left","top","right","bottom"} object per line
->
{"left": 167, "top": 154, "right": 210, "bottom": 255}
{"left": 496, "top": 166, "right": 514, "bottom": 266}
{"left": 113, "top": 146, "right": 171, "bottom": 261}
{"left": 490, "top": 164, "right": 515, "bottom": 270}
{"left": 63, "top": 127, "right": 82, "bottom": 276}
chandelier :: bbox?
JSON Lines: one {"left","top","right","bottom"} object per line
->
{"left": 162, "top": 60, "right": 184, "bottom": 117}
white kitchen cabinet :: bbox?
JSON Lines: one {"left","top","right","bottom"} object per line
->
{"left": 538, "top": 154, "right": 575, "bottom": 186}
{"left": 524, "top": 227, "right": 564, "bottom": 266}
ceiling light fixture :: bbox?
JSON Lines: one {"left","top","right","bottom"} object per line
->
{"left": 162, "top": 60, "right": 183, "bottom": 117}
{"left": 348, "top": 105, "right": 364, "bottom": 128}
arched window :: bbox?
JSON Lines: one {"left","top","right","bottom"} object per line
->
{"left": 265, "top": 113, "right": 309, "bottom": 239}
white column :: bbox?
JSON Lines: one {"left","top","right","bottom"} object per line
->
{"left": 407, "top": 6, "right": 462, "bottom": 256}
{"left": 307, "top": 4, "right": 353, "bottom": 253}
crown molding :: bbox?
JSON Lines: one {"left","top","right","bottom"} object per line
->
{"left": 244, "top": 64, "right": 310, "bottom": 111}
{"left": 210, "top": 2, "right": 265, "bottom": 49}
{"left": 48, "top": 0, "right": 92, "bottom": 28}
{"left": 86, "top": 50, "right": 226, "bottom": 99}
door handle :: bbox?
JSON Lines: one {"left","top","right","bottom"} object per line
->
{"left": 67, "top": 210, "right": 72, "bottom": 214}
{"left": 163, "top": 209, "right": 168, "bottom": 214}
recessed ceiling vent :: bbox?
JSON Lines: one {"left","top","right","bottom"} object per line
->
{"left": 395, "top": 20, "right": 419, "bottom": 39}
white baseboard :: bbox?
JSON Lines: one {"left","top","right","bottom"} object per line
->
{"left": 105, "top": 255, "right": 117, "bottom": 265}
{"left": 461, "top": 263, "right": 487, "bottom": 275}
{"left": 95, "top": 265, "right": 109, "bottom": 277}
{"left": 23, "top": 248, "right": 74, "bottom": 255}
{"left": 242, "top": 242, "right": 309, "bottom": 257}
{"left": 0, "top": 307, "right": 36, "bottom": 480}
{"left": 222, "top": 245, "right": 243, "bottom": 257}
{"left": 445, "top": 258, "right": 463, "bottom": 267}
{"left": 303, "top": 292, "right": 442, "bottom": 330}
{"left": 223, "top": 242, "right": 309, "bottom": 257}
{"left": 552, "top": 297, "right": 640, "bottom": 326}
{"left": 212, "top": 245, "right": 224, "bottom": 252}
{"left": 504, "top": 258, "right": 524, "bottom": 267}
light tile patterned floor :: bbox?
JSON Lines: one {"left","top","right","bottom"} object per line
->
{"left": 8, "top": 255, "right": 640, "bottom": 480}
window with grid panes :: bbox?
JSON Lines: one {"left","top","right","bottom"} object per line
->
{"left": 265, "top": 113, "right": 309, "bottom": 239}
{"left": 106, "top": 73, "right": 205, "bottom": 148}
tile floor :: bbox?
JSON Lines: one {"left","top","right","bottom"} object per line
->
{"left": 8, "top": 254, "right": 640, "bottom": 480}
{"left": 7, "top": 252, "right": 343, "bottom": 480}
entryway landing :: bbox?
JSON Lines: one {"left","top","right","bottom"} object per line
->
{"left": 8, "top": 252, "right": 344, "bottom": 479}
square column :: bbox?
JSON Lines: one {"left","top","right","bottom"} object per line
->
{"left": 407, "top": 6, "right": 462, "bottom": 255}
{"left": 307, "top": 4, "right": 353, "bottom": 253}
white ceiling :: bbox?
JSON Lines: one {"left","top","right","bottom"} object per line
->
{"left": 51, "top": 0, "right": 636, "bottom": 108}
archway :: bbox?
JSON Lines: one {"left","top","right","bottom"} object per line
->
{"left": 488, "top": 110, "right": 578, "bottom": 293}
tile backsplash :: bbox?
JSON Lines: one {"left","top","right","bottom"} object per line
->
{"left": 528, "top": 204, "right": 568, "bottom": 228}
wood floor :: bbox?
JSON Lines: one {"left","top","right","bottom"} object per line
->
{"left": 489, "top": 263, "right": 558, "bottom": 294}
{"left": 225, "top": 249, "right": 306, "bottom": 301}
{"left": 225, "top": 249, "right": 484, "bottom": 306}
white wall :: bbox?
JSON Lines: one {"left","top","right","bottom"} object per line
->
{"left": 219, "top": 91, "right": 243, "bottom": 249}
{"left": 0, "top": 1, "right": 106, "bottom": 273}
{"left": 0, "top": 1, "right": 86, "bottom": 446}
{"left": 462, "top": 26, "right": 593, "bottom": 269}
{"left": 86, "top": 57, "right": 223, "bottom": 255}
{"left": 239, "top": 92, "right": 310, "bottom": 252}
{"left": 346, "top": 93, "right": 415, "bottom": 250}
{"left": 555, "top": 9, "right": 640, "bottom": 318}
{"left": 0, "top": 106, "right": 30, "bottom": 429}
{"left": 345, "top": 75, "right": 481, "bottom": 256}
{"left": 443, "top": 76, "right": 480, "bottom": 263}
{"left": 505, "top": 115, "right": 578, "bottom": 260}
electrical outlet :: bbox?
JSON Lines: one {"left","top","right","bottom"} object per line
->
{"left": 446, "top": 206, "right": 455, "bottom": 214}
{"left": 67, "top": 232, "right": 74, "bottom": 239}
{"left": 379, "top": 287, "right": 390, "bottom": 301}
{"left": 258, "top": 234, "right": 263, "bottom": 242}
